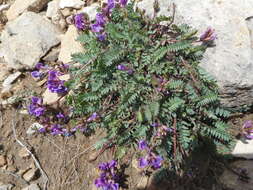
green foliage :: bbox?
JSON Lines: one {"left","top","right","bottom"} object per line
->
{"left": 68, "top": 2, "right": 232, "bottom": 168}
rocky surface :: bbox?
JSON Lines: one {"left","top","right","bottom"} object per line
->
{"left": 6, "top": 0, "right": 49, "bottom": 21}
{"left": 0, "top": 184, "right": 14, "bottom": 190}
{"left": 137, "top": 0, "right": 253, "bottom": 107}
{"left": 220, "top": 160, "right": 253, "bottom": 190}
{"left": 0, "top": 12, "right": 61, "bottom": 69}
{"left": 58, "top": 25, "right": 83, "bottom": 63}
{"left": 79, "top": 3, "right": 100, "bottom": 21}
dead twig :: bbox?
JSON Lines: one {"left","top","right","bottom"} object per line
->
{"left": 11, "top": 112, "right": 49, "bottom": 190}
{"left": 168, "top": 3, "right": 176, "bottom": 27}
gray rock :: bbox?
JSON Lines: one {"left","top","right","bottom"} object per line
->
{"left": 46, "top": 0, "right": 61, "bottom": 24}
{"left": 59, "top": 0, "right": 84, "bottom": 9}
{"left": 0, "top": 184, "right": 14, "bottom": 190}
{"left": 232, "top": 138, "right": 253, "bottom": 159}
{"left": 2, "top": 72, "right": 21, "bottom": 88}
{"left": 22, "top": 184, "right": 40, "bottom": 190}
{"left": 220, "top": 160, "right": 253, "bottom": 190}
{"left": 6, "top": 0, "right": 49, "bottom": 21}
{"left": 137, "top": 0, "right": 253, "bottom": 108}
{"left": 0, "top": 12, "right": 61, "bottom": 69}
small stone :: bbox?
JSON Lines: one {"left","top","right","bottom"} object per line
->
{"left": 0, "top": 86, "right": 12, "bottom": 99}
{"left": 232, "top": 138, "right": 253, "bottom": 159}
{"left": 2, "top": 72, "right": 22, "bottom": 88}
{"left": 18, "top": 148, "right": 30, "bottom": 159}
{"left": 42, "top": 88, "right": 61, "bottom": 105}
{"left": 0, "top": 156, "right": 7, "bottom": 167}
{"left": 42, "top": 47, "right": 60, "bottom": 62}
{"left": 23, "top": 168, "right": 39, "bottom": 182}
{"left": 26, "top": 123, "right": 44, "bottom": 135}
{"left": 136, "top": 175, "right": 149, "bottom": 190}
{"left": 0, "top": 4, "right": 10, "bottom": 12}
{"left": 22, "top": 184, "right": 40, "bottom": 190}
{"left": 58, "top": 25, "right": 83, "bottom": 63}
{"left": 0, "top": 64, "right": 9, "bottom": 82}
{"left": 59, "top": 74, "right": 70, "bottom": 81}
{"left": 59, "top": 0, "right": 85, "bottom": 9}
{"left": 78, "top": 3, "right": 99, "bottom": 21}
{"left": 0, "top": 184, "right": 14, "bottom": 190}
{"left": 46, "top": 0, "right": 62, "bottom": 25}
{"left": 60, "top": 8, "right": 72, "bottom": 17}
{"left": 19, "top": 110, "right": 29, "bottom": 115}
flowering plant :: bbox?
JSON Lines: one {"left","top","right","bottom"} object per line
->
{"left": 67, "top": 0, "right": 232, "bottom": 187}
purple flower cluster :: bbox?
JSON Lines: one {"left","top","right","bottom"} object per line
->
{"left": 74, "top": 13, "right": 87, "bottom": 30}
{"left": 116, "top": 64, "right": 133, "bottom": 74}
{"left": 200, "top": 27, "right": 217, "bottom": 42}
{"left": 31, "top": 62, "right": 49, "bottom": 79}
{"left": 28, "top": 96, "right": 46, "bottom": 117}
{"left": 74, "top": 0, "right": 128, "bottom": 41}
{"left": 94, "top": 160, "right": 119, "bottom": 190}
{"left": 87, "top": 112, "right": 99, "bottom": 122}
{"left": 242, "top": 120, "right": 253, "bottom": 140}
{"left": 47, "top": 70, "right": 68, "bottom": 94}
{"left": 138, "top": 140, "right": 163, "bottom": 170}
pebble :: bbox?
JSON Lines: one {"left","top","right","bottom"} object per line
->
{"left": 23, "top": 168, "right": 39, "bottom": 182}
{"left": 0, "top": 4, "right": 10, "bottom": 12}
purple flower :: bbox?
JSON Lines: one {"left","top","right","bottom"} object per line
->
{"left": 151, "top": 123, "right": 159, "bottom": 127}
{"left": 139, "top": 157, "right": 149, "bottom": 168}
{"left": 87, "top": 112, "right": 99, "bottom": 122}
{"left": 28, "top": 96, "right": 45, "bottom": 117}
{"left": 96, "top": 13, "right": 106, "bottom": 25}
{"left": 120, "top": 0, "right": 128, "bottom": 6}
{"left": 31, "top": 71, "right": 42, "bottom": 78}
{"left": 200, "top": 27, "right": 217, "bottom": 42}
{"left": 117, "top": 64, "right": 128, "bottom": 71}
{"left": 97, "top": 33, "right": 106, "bottom": 41}
{"left": 47, "top": 70, "right": 68, "bottom": 94}
{"left": 138, "top": 140, "right": 148, "bottom": 150}
{"left": 151, "top": 155, "right": 163, "bottom": 169}
{"left": 243, "top": 120, "right": 253, "bottom": 129}
{"left": 56, "top": 112, "right": 65, "bottom": 119}
{"left": 91, "top": 23, "right": 104, "bottom": 33}
{"left": 35, "top": 62, "right": 45, "bottom": 70}
{"left": 50, "top": 124, "right": 67, "bottom": 135}
{"left": 95, "top": 160, "right": 119, "bottom": 190}
{"left": 107, "top": 0, "right": 115, "bottom": 10}
{"left": 74, "top": 13, "right": 86, "bottom": 30}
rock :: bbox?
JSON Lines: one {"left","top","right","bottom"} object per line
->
{"left": 232, "top": 138, "right": 253, "bottom": 159}
{"left": 59, "top": 0, "right": 84, "bottom": 9}
{"left": 42, "top": 47, "right": 60, "bottom": 62}
{"left": 0, "top": 86, "right": 12, "bottom": 99}
{"left": 0, "top": 4, "right": 10, "bottom": 12}
{"left": 220, "top": 160, "right": 253, "bottom": 190}
{"left": 60, "top": 8, "right": 72, "bottom": 17}
{"left": 6, "top": 0, "right": 49, "bottom": 21}
{"left": 78, "top": 3, "right": 99, "bottom": 21}
{"left": 22, "top": 184, "right": 40, "bottom": 190}
{"left": 0, "top": 184, "right": 14, "bottom": 190}
{"left": 0, "top": 155, "right": 6, "bottom": 167}
{"left": 23, "top": 168, "right": 39, "bottom": 182}
{"left": 58, "top": 25, "right": 83, "bottom": 63}
{"left": 42, "top": 88, "right": 62, "bottom": 105}
{"left": 20, "top": 109, "right": 29, "bottom": 115}
{"left": 26, "top": 123, "right": 44, "bottom": 135}
{"left": 18, "top": 148, "right": 30, "bottom": 159}
{"left": 137, "top": 0, "right": 253, "bottom": 108}
{"left": 0, "top": 64, "right": 9, "bottom": 82}
{"left": 0, "top": 12, "right": 61, "bottom": 69}
{"left": 46, "top": 0, "right": 62, "bottom": 25}
{"left": 2, "top": 72, "right": 22, "bottom": 88}
{"left": 6, "top": 166, "right": 17, "bottom": 173}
